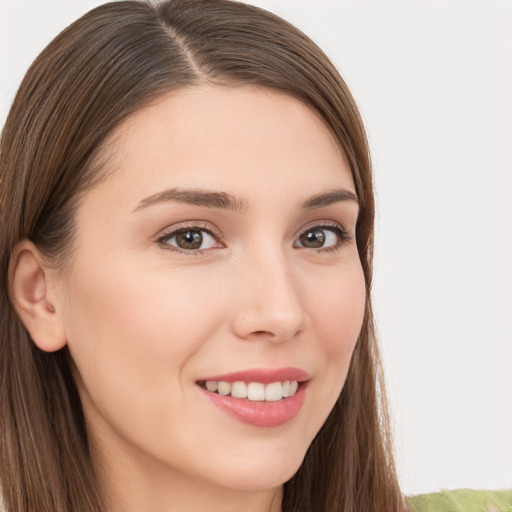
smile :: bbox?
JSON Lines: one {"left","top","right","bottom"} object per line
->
{"left": 196, "top": 367, "right": 310, "bottom": 427}
{"left": 198, "top": 380, "right": 300, "bottom": 401}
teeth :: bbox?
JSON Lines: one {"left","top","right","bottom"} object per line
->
{"left": 282, "top": 380, "right": 290, "bottom": 397}
{"left": 247, "top": 382, "right": 265, "bottom": 401}
{"left": 206, "top": 381, "right": 218, "bottom": 392}
{"left": 217, "top": 381, "right": 231, "bottom": 396}
{"left": 202, "top": 380, "right": 300, "bottom": 401}
{"left": 265, "top": 382, "right": 282, "bottom": 401}
{"left": 231, "top": 381, "right": 247, "bottom": 398}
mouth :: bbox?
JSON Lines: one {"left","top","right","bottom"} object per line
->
{"left": 196, "top": 367, "right": 310, "bottom": 427}
{"left": 196, "top": 379, "right": 302, "bottom": 402}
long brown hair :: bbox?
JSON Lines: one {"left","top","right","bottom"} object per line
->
{"left": 0, "top": 1, "right": 404, "bottom": 511}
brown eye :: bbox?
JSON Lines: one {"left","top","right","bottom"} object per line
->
{"left": 175, "top": 230, "right": 203, "bottom": 250}
{"left": 295, "top": 225, "right": 347, "bottom": 250}
{"left": 159, "top": 227, "right": 219, "bottom": 252}
{"left": 298, "top": 229, "right": 326, "bottom": 248}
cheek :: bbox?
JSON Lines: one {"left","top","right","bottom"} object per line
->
{"left": 62, "top": 256, "right": 236, "bottom": 462}
{"left": 304, "top": 260, "right": 366, "bottom": 422}
{"left": 287, "top": 260, "right": 366, "bottom": 450}
{"left": 309, "top": 263, "right": 366, "bottom": 358}
{"left": 66, "top": 258, "right": 216, "bottom": 353}
{"left": 62, "top": 256, "right": 227, "bottom": 416}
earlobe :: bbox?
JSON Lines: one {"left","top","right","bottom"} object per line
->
{"left": 9, "top": 240, "right": 67, "bottom": 352}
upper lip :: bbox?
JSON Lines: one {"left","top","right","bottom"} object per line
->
{"left": 198, "top": 367, "right": 310, "bottom": 384}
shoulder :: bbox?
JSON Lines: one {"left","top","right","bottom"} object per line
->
{"left": 407, "top": 489, "right": 512, "bottom": 512}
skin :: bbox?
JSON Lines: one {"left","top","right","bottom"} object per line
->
{"left": 12, "top": 85, "right": 366, "bottom": 512}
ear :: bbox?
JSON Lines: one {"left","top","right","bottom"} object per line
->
{"left": 9, "top": 240, "right": 67, "bottom": 352}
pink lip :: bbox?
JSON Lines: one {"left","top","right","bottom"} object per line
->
{"left": 198, "top": 367, "right": 310, "bottom": 384}
{"left": 196, "top": 367, "right": 310, "bottom": 428}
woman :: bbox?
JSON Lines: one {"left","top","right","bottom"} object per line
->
{"left": 0, "top": 1, "right": 509, "bottom": 511}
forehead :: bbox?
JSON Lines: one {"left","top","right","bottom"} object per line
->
{"left": 91, "top": 85, "right": 355, "bottom": 210}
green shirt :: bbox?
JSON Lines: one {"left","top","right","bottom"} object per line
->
{"left": 407, "top": 489, "right": 512, "bottom": 512}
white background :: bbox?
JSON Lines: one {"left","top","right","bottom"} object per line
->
{"left": 1, "top": 0, "right": 511, "bottom": 496}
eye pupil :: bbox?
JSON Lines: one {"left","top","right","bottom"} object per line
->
{"left": 176, "top": 230, "right": 203, "bottom": 249}
{"left": 300, "top": 229, "right": 325, "bottom": 248}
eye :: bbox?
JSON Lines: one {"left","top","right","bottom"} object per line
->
{"left": 157, "top": 226, "right": 221, "bottom": 253}
{"left": 294, "top": 224, "right": 350, "bottom": 251}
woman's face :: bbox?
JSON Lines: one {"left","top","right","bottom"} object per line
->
{"left": 58, "top": 85, "right": 365, "bottom": 496}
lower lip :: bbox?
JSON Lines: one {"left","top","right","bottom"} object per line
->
{"left": 198, "top": 382, "right": 308, "bottom": 427}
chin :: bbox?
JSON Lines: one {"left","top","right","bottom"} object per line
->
{"left": 206, "top": 447, "right": 306, "bottom": 492}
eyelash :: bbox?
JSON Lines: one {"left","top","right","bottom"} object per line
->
{"left": 156, "top": 221, "right": 353, "bottom": 255}
{"left": 295, "top": 221, "right": 353, "bottom": 253}
{"left": 156, "top": 222, "right": 222, "bottom": 256}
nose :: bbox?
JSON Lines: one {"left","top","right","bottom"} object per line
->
{"left": 230, "top": 249, "right": 307, "bottom": 343}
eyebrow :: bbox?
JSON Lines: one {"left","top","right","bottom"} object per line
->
{"left": 133, "top": 188, "right": 248, "bottom": 214}
{"left": 301, "top": 189, "right": 359, "bottom": 209}
{"left": 133, "top": 187, "right": 358, "bottom": 213}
